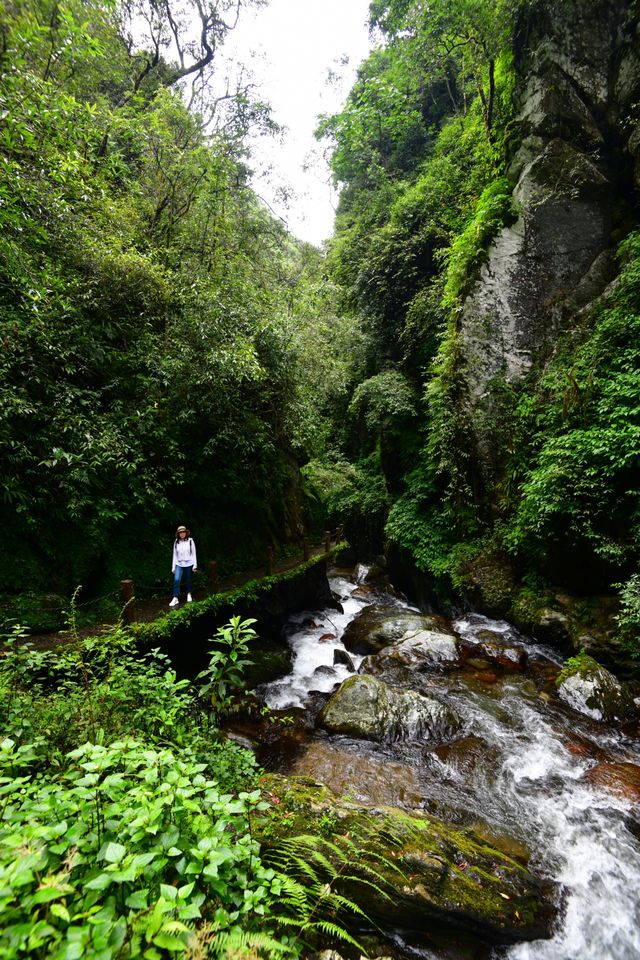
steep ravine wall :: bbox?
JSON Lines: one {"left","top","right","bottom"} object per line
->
{"left": 388, "top": 0, "right": 640, "bottom": 673}
{"left": 459, "top": 0, "right": 640, "bottom": 475}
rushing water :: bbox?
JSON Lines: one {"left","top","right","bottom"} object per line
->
{"left": 256, "top": 565, "right": 640, "bottom": 960}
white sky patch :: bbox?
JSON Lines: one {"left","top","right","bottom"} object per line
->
{"left": 219, "top": 0, "right": 374, "bottom": 246}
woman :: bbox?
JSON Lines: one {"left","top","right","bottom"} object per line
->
{"left": 170, "top": 525, "right": 197, "bottom": 606}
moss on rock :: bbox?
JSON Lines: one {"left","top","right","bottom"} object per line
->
{"left": 257, "top": 774, "right": 558, "bottom": 946}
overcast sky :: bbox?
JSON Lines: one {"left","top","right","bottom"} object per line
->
{"left": 220, "top": 0, "right": 374, "bottom": 246}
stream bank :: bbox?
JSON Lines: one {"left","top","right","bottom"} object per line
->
{"left": 229, "top": 561, "right": 640, "bottom": 960}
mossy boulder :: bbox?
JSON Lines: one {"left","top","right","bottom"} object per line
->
{"left": 318, "top": 674, "right": 461, "bottom": 744}
{"left": 257, "top": 774, "right": 558, "bottom": 945}
{"left": 341, "top": 605, "right": 450, "bottom": 656}
{"left": 459, "top": 549, "right": 517, "bottom": 617}
{"left": 556, "top": 654, "right": 636, "bottom": 722}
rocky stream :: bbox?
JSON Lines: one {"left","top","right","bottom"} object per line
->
{"left": 230, "top": 563, "right": 640, "bottom": 960}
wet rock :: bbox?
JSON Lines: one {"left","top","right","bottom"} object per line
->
{"left": 434, "top": 736, "right": 499, "bottom": 778}
{"left": 351, "top": 584, "right": 376, "bottom": 599}
{"left": 312, "top": 664, "right": 338, "bottom": 679}
{"left": 557, "top": 655, "right": 636, "bottom": 721}
{"left": 289, "top": 741, "right": 427, "bottom": 807}
{"left": 585, "top": 762, "right": 640, "bottom": 803}
{"left": 318, "top": 674, "right": 461, "bottom": 744}
{"left": 333, "top": 647, "right": 355, "bottom": 670}
{"left": 466, "top": 657, "right": 492, "bottom": 671}
{"left": 535, "top": 609, "right": 572, "bottom": 647}
{"left": 258, "top": 774, "right": 559, "bottom": 945}
{"left": 473, "top": 671, "right": 499, "bottom": 685}
{"left": 461, "top": 635, "right": 528, "bottom": 671}
{"left": 223, "top": 731, "right": 258, "bottom": 753}
{"left": 361, "top": 629, "right": 461, "bottom": 682}
{"left": 341, "top": 605, "right": 450, "bottom": 656}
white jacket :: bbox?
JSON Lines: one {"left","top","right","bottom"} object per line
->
{"left": 172, "top": 538, "right": 197, "bottom": 571}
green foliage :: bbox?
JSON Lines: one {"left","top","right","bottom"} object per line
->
{"left": 303, "top": 455, "right": 390, "bottom": 551}
{"left": 0, "top": 736, "right": 279, "bottom": 959}
{"left": 348, "top": 370, "right": 416, "bottom": 432}
{"left": 441, "top": 177, "right": 515, "bottom": 306}
{"left": 0, "top": 629, "right": 192, "bottom": 757}
{"left": 314, "top": 0, "right": 519, "bottom": 565}
{"left": 0, "top": 614, "right": 284, "bottom": 959}
{"left": 0, "top": 0, "right": 367, "bottom": 595}
{"left": 615, "top": 574, "right": 640, "bottom": 657}
{"left": 196, "top": 617, "right": 257, "bottom": 721}
{"left": 0, "top": 609, "right": 387, "bottom": 959}
{"left": 262, "top": 833, "right": 392, "bottom": 954}
{"left": 503, "top": 231, "right": 640, "bottom": 573}
{"left": 369, "top": 0, "right": 518, "bottom": 135}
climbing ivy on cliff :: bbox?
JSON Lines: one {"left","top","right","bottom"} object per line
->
{"left": 505, "top": 231, "right": 640, "bottom": 578}
{"left": 314, "top": 0, "right": 518, "bottom": 553}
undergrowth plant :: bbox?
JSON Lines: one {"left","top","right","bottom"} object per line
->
{"left": 261, "top": 832, "right": 397, "bottom": 955}
{"left": 0, "top": 615, "right": 385, "bottom": 958}
{"left": 196, "top": 616, "right": 257, "bottom": 722}
{"left": 0, "top": 737, "right": 285, "bottom": 959}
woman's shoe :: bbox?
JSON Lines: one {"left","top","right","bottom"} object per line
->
{"left": 187, "top": 593, "right": 193, "bottom": 602}
{"left": 169, "top": 597, "right": 179, "bottom": 607}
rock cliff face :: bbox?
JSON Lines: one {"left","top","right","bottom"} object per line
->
{"left": 459, "top": 0, "right": 639, "bottom": 472}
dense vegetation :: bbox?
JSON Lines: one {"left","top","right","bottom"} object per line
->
{"left": 6, "top": 0, "right": 637, "bottom": 641}
{"left": 310, "top": 0, "right": 518, "bottom": 550}
{"left": 313, "top": 0, "right": 640, "bottom": 649}
{"left": 0, "top": 0, "right": 367, "bottom": 604}
{"left": 2, "top": 0, "right": 639, "bottom": 954}
{"left": 0, "top": 617, "right": 385, "bottom": 958}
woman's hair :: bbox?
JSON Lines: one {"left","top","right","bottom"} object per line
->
{"left": 175, "top": 526, "right": 190, "bottom": 538}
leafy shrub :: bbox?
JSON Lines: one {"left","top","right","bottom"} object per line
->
{"left": 615, "top": 574, "right": 640, "bottom": 657}
{"left": 196, "top": 616, "right": 257, "bottom": 722}
{"left": 0, "top": 737, "right": 285, "bottom": 959}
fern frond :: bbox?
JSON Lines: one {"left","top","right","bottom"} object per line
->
{"left": 201, "top": 926, "right": 294, "bottom": 960}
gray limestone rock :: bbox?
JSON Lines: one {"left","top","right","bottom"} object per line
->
{"left": 458, "top": 0, "right": 639, "bottom": 480}
{"left": 318, "top": 674, "right": 461, "bottom": 744}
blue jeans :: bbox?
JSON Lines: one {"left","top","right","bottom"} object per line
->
{"left": 173, "top": 565, "right": 193, "bottom": 597}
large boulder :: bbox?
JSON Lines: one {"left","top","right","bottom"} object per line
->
{"left": 341, "top": 604, "right": 453, "bottom": 656}
{"left": 361, "top": 628, "right": 461, "bottom": 682}
{"left": 258, "top": 774, "right": 558, "bottom": 946}
{"left": 318, "top": 674, "right": 461, "bottom": 744}
{"left": 557, "top": 655, "right": 636, "bottom": 721}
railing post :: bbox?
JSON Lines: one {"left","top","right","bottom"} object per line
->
{"left": 303, "top": 536, "right": 309, "bottom": 561}
{"left": 324, "top": 530, "right": 331, "bottom": 553}
{"left": 266, "top": 546, "right": 273, "bottom": 575}
{"left": 335, "top": 526, "right": 343, "bottom": 542}
{"left": 120, "top": 579, "right": 136, "bottom": 625}
{"left": 208, "top": 560, "right": 219, "bottom": 593}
